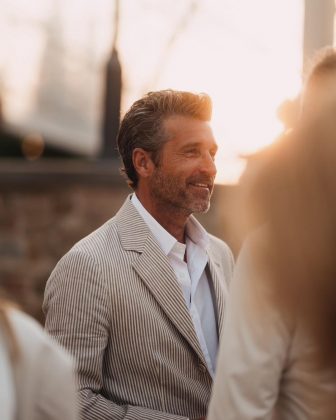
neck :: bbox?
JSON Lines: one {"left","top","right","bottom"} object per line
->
{"left": 135, "top": 191, "right": 190, "bottom": 243}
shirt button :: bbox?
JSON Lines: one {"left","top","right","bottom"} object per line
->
{"left": 198, "top": 362, "right": 207, "bottom": 373}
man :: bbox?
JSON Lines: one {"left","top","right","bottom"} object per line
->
{"left": 43, "top": 90, "right": 234, "bottom": 420}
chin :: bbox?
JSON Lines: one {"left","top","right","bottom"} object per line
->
{"left": 189, "top": 201, "right": 211, "bottom": 214}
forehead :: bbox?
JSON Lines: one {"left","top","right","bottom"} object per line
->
{"left": 162, "top": 115, "right": 217, "bottom": 148}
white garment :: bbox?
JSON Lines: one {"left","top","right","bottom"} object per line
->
{"left": 208, "top": 232, "right": 336, "bottom": 420}
{"left": 0, "top": 329, "right": 15, "bottom": 420}
{"left": 131, "top": 193, "right": 218, "bottom": 376}
{"left": 0, "top": 308, "right": 78, "bottom": 420}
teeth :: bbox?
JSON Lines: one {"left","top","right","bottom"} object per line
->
{"left": 193, "top": 183, "right": 208, "bottom": 188}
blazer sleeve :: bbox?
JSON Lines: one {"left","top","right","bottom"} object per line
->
{"left": 43, "top": 249, "right": 188, "bottom": 420}
{"left": 207, "top": 238, "right": 292, "bottom": 420}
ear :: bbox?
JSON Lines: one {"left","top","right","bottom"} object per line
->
{"left": 132, "top": 148, "right": 155, "bottom": 179}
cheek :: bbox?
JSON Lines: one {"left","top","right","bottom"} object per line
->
{"left": 162, "top": 160, "right": 198, "bottom": 182}
{"left": 182, "top": 161, "right": 204, "bottom": 177}
{"left": 179, "top": 158, "right": 201, "bottom": 172}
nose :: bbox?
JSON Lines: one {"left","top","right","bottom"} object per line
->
{"left": 200, "top": 151, "right": 217, "bottom": 178}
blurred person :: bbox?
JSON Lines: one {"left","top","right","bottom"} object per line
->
{"left": 207, "top": 47, "right": 336, "bottom": 420}
{"left": 43, "top": 90, "right": 234, "bottom": 420}
{"left": 0, "top": 297, "right": 77, "bottom": 420}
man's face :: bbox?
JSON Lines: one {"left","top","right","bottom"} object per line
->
{"left": 149, "top": 115, "right": 218, "bottom": 215}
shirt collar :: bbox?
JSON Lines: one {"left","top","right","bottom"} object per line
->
{"left": 131, "top": 193, "right": 176, "bottom": 255}
{"left": 131, "top": 193, "right": 210, "bottom": 255}
{"left": 185, "top": 215, "right": 210, "bottom": 252}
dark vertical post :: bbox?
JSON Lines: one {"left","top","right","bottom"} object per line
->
{"left": 101, "top": 0, "right": 122, "bottom": 159}
{"left": 303, "top": 0, "right": 335, "bottom": 70}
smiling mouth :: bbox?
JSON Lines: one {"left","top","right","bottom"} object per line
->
{"left": 190, "top": 182, "right": 212, "bottom": 191}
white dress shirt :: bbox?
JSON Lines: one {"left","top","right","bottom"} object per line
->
{"left": 0, "top": 329, "right": 15, "bottom": 420}
{"left": 131, "top": 193, "right": 218, "bottom": 376}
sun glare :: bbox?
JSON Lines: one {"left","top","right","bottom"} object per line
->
{"left": 128, "top": 0, "right": 304, "bottom": 184}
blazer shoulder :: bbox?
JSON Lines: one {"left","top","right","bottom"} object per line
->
{"left": 70, "top": 196, "right": 146, "bottom": 258}
{"left": 71, "top": 215, "right": 120, "bottom": 256}
{"left": 209, "top": 233, "right": 233, "bottom": 258}
{"left": 208, "top": 234, "right": 235, "bottom": 281}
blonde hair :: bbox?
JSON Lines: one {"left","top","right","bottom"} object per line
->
{"left": 304, "top": 46, "right": 336, "bottom": 86}
{"left": 0, "top": 298, "right": 20, "bottom": 363}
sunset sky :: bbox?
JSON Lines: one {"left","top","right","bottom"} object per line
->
{"left": 0, "top": 0, "right": 305, "bottom": 183}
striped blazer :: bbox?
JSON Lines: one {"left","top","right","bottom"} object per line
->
{"left": 43, "top": 196, "right": 234, "bottom": 420}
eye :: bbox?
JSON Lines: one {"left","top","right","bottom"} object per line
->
{"left": 210, "top": 149, "right": 217, "bottom": 160}
{"left": 184, "top": 148, "right": 200, "bottom": 157}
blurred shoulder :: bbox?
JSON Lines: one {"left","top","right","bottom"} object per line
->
{"left": 7, "top": 308, "right": 72, "bottom": 366}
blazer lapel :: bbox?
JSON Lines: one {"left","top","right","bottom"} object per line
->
{"left": 116, "top": 196, "right": 207, "bottom": 365}
{"left": 207, "top": 249, "right": 229, "bottom": 337}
